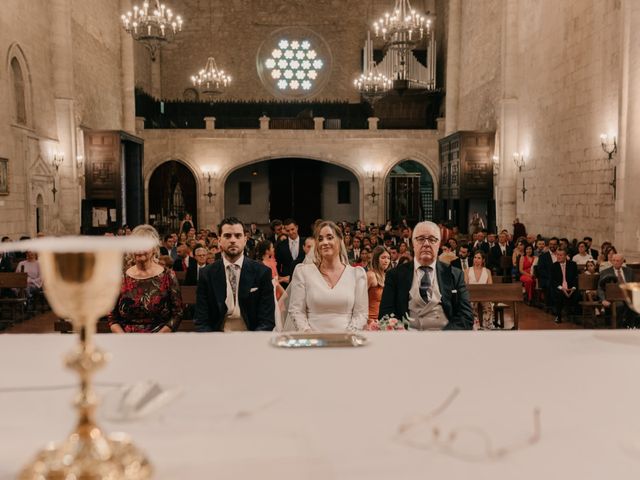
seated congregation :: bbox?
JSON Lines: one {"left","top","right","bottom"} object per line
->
{"left": 1, "top": 216, "right": 638, "bottom": 332}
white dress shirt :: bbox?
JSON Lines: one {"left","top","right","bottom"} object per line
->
{"left": 289, "top": 237, "right": 299, "bottom": 260}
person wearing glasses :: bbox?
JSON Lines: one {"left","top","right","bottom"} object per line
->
{"left": 379, "top": 221, "right": 474, "bottom": 330}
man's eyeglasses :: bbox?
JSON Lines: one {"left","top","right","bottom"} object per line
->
{"left": 414, "top": 236, "right": 440, "bottom": 246}
{"left": 395, "top": 388, "right": 541, "bottom": 462}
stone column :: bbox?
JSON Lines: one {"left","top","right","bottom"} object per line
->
{"left": 204, "top": 117, "right": 216, "bottom": 130}
{"left": 135, "top": 116, "right": 146, "bottom": 132}
{"left": 50, "top": 0, "right": 80, "bottom": 234}
{"left": 616, "top": 0, "right": 640, "bottom": 261}
{"left": 367, "top": 117, "right": 379, "bottom": 130}
{"left": 120, "top": 0, "right": 136, "bottom": 134}
{"left": 259, "top": 116, "right": 270, "bottom": 130}
{"left": 444, "top": 0, "right": 461, "bottom": 135}
{"left": 313, "top": 117, "right": 324, "bottom": 130}
{"left": 496, "top": 0, "right": 519, "bottom": 231}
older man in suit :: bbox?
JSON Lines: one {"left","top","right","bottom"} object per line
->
{"left": 598, "top": 253, "right": 639, "bottom": 328}
{"left": 379, "top": 221, "right": 474, "bottom": 330}
{"left": 275, "top": 218, "right": 306, "bottom": 285}
{"left": 194, "top": 217, "right": 275, "bottom": 332}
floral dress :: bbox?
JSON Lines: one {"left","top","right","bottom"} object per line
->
{"left": 108, "top": 269, "right": 183, "bottom": 333}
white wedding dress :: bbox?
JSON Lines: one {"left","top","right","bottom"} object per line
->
{"left": 285, "top": 263, "right": 368, "bottom": 332}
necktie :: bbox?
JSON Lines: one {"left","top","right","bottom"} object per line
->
{"left": 419, "top": 266, "right": 432, "bottom": 302}
{"left": 183, "top": 258, "right": 188, "bottom": 271}
{"left": 227, "top": 264, "right": 238, "bottom": 307}
{"left": 290, "top": 240, "right": 298, "bottom": 259}
{"left": 616, "top": 269, "right": 625, "bottom": 284}
{"left": 462, "top": 258, "right": 468, "bottom": 270}
{"left": 560, "top": 262, "right": 567, "bottom": 289}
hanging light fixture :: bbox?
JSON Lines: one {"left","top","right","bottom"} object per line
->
{"left": 367, "top": 0, "right": 435, "bottom": 90}
{"left": 191, "top": 57, "right": 231, "bottom": 99}
{"left": 189, "top": 0, "right": 231, "bottom": 99}
{"left": 354, "top": 34, "right": 392, "bottom": 104}
{"left": 373, "top": 0, "right": 431, "bottom": 50}
{"left": 121, "top": 0, "right": 183, "bottom": 61}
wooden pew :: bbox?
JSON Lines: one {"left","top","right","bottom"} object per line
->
{"left": 577, "top": 273, "right": 600, "bottom": 328}
{"left": 467, "top": 283, "right": 523, "bottom": 330}
{"left": 0, "top": 272, "right": 28, "bottom": 327}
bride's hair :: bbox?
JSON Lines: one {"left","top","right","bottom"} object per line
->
{"left": 313, "top": 221, "right": 349, "bottom": 267}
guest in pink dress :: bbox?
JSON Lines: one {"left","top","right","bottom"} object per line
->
{"left": 519, "top": 244, "right": 536, "bottom": 303}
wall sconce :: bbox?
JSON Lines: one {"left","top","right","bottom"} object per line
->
{"left": 365, "top": 167, "right": 380, "bottom": 203}
{"left": 513, "top": 152, "right": 525, "bottom": 171}
{"left": 51, "top": 152, "right": 64, "bottom": 202}
{"left": 76, "top": 155, "right": 84, "bottom": 172}
{"left": 492, "top": 155, "right": 499, "bottom": 177}
{"left": 600, "top": 133, "right": 617, "bottom": 198}
{"left": 203, "top": 169, "right": 217, "bottom": 203}
{"left": 513, "top": 153, "right": 527, "bottom": 202}
{"left": 51, "top": 152, "right": 64, "bottom": 172}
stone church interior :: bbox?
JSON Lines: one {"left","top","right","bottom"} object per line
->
{"left": 1, "top": 1, "right": 640, "bottom": 478}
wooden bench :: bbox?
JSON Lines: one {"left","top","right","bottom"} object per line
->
{"left": 467, "top": 283, "right": 523, "bottom": 330}
{"left": 578, "top": 273, "right": 600, "bottom": 327}
{"left": 605, "top": 283, "right": 626, "bottom": 329}
{"left": 0, "top": 272, "right": 28, "bottom": 327}
{"left": 175, "top": 270, "right": 186, "bottom": 285}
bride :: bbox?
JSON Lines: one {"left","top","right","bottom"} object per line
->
{"left": 286, "top": 221, "right": 368, "bottom": 332}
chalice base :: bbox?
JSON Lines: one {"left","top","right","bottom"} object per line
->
{"left": 19, "top": 429, "right": 152, "bottom": 480}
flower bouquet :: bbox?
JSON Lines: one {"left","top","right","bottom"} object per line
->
{"left": 366, "top": 313, "right": 410, "bottom": 331}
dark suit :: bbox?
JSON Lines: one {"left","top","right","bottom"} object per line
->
{"left": 489, "top": 244, "right": 513, "bottom": 275}
{"left": 550, "top": 260, "right": 579, "bottom": 320}
{"left": 194, "top": 257, "right": 275, "bottom": 332}
{"left": 378, "top": 261, "right": 474, "bottom": 330}
{"left": 275, "top": 237, "right": 306, "bottom": 279}
{"left": 173, "top": 256, "right": 195, "bottom": 272}
{"left": 597, "top": 266, "right": 639, "bottom": 328}
{"left": 588, "top": 248, "right": 599, "bottom": 260}
{"left": 184, "top": 262, "right": 205, "bottom": 286}
{"left": 472, "top": 241, "right": 490, "bottom": 255}
{"left": 450, "top": 256, "right": 470, "bottom": 271}
{"left": 0, "top": 253, "right": 12, "bottom": 273}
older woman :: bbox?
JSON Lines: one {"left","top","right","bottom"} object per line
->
{"left": 287, "top": 221, "right": 368, "bottom": 332}
{"left": 108, "top": 224, "right": 183, "bottom": 333}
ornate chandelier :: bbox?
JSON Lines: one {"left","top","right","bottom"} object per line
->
{"left": 191, "top": 57, "right": 232, "bottom": 99}
{"left": 354, "top": 33, "right": 392, "bottom": 104}
{"left": 121, "top": 0, "right": 183, "bottom": 61}
{"left": 373, "top": 0, "right": 431, "bottom": 51}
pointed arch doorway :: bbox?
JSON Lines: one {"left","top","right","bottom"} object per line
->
{"left": 385, "top": 160, "right": 434, "bottom": 225}
{"left": 148, "top": 161, "right": 197, "bottom": 234}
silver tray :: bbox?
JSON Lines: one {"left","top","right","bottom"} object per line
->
{"left": 270, "top": 332, "right": 368, "bottom": 348}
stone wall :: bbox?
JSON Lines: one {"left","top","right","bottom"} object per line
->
{"left": 456, "top": 0, "right": 501, "bottom": 131}
{"left": 451, "top": 0, "right": 622, "bottom": 246}
{"left": 0, "top": 0, "right": 128, "bottom": 238}
{"left": 514, "top": 0, "right": 620, "bottom": 242}
{"left": 139, "top": 126, "right": 442, "bottom": 229}
{"left": 148, "top": 0, "right": 437, "bottom": 101}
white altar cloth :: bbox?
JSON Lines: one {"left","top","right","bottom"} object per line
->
{"left": 1, "top": 331, "right": 639, "bottom": 479}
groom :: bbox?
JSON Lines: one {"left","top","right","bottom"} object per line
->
{"left": 194, "top": 217, "right": 275, "bottom": 332}
{"left": 379, "top": 221, "right": 473, "bottom": 330}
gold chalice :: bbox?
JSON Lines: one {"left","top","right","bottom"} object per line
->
{"left": 620, "top": 282, "right": 640, "bottom": 314}
{"left": 1, "top": 237, "right": 155, "bottom": 480}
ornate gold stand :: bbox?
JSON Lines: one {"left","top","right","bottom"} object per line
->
{"left": 17, "top": 249, "right": 154, "bottom": 479}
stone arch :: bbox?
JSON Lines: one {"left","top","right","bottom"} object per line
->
{"left": 147, "top": 159, "right": 200, "bottom": 234}
{"left": 383, "top": 157, "right": 438, "bottom": 225}
{"left": 6, "top": 43, "right": 33, "bottom": 128}
{"left": 223, "top": 155, "right": 361, "bottom": 233}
